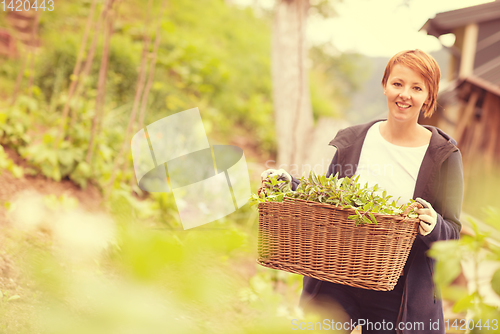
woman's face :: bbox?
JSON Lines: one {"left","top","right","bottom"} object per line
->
{"left": 384, "top": 64, "right": 429, "bottom": 124}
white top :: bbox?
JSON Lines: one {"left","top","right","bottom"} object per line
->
{"left": 354, "top": 122, "right": 429, "bottom": 205}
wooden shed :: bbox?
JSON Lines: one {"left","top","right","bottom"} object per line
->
{"left": 420, "top": 1, "right": 500, "bottom": 169}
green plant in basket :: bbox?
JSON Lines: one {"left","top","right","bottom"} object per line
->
{"left": 250, "top": 171, "right": 421, "bottom": 225}
{"left": 251, "top": 172, "right": 293, "bottom": 203}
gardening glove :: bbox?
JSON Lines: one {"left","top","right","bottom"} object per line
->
{"left": 415, "top": 197, "right": 438, "bottom": 236}
{"left": 258, "top": 169, "right": 292, "bottom": 196}
{"left": 261, "top": 169, "right": 292, "bottom": 183}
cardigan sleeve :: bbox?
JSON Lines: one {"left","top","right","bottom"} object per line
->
{"left": 326, "top": 151, "right": 339, "bottom": 178}
{"left": 419, "top": 149, "right": 464, "bottom": 248}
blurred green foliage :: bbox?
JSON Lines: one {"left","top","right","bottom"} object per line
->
{"left": 0, "top": 144, "right": 24, "bottom": 177}
{"left": 0, "top": 190, "right": 324, "bottom": 334}
{"left": 0, "top": 0, "right": 365, "bottom": 197}
{"left": 428, "top": 208, "right": 500, "bottom": 333}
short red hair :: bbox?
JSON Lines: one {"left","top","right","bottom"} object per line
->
{"left": 381, "top": 49, "right": 441, "bottom": 118}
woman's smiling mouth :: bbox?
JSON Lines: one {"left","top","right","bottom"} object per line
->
{"left": 396, "top": 102, "right": 411, "bottom": 109}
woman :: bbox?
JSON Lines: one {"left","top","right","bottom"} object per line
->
{"left": 263, "top": 50, "right": 463, "bottom": 333}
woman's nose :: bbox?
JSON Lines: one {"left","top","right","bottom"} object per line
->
{"left": 398, "top": 92, "right": 411, "bottom": 100}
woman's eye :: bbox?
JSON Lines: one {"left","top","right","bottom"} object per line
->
{"left": 414, "top": 87, "right": 422, "bottom": 91}
{"left": 393, "top": 82, "right": 401, "bottom": 87}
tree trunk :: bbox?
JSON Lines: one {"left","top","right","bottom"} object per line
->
{"left": 271, "top": 0, "right": 314, "bottom": 176}
{"left": 86, "top": 0, "right": 115, "bottom": 165}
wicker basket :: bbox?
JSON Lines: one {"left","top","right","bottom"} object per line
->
{"left": 257, "top": 197, "right": 420, "bottom": 291}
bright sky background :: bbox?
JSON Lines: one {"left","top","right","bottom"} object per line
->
{"left": 232, "top": 0, "right": 495, "bottom": 57}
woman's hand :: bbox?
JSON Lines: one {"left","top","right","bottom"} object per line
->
{"left": 258, "top": 169, "right": 292, "bottom": 196}
{"left": 260, "top": 169, "right": 292, "bottom": 183}
{"left": 415, "top": 197, "right": 437, "bottom": 236}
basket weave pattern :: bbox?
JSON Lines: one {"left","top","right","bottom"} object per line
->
{"left": 257, "top": 197, "right": 420, "bottom": 291}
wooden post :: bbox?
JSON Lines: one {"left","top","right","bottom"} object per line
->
{"left": 57, "top": 0, "right": 98, "bottom": 134}
{"left": 459, "top": 23, "right": 478, "bottom": 79}
{"left": 85, "top": 0, "right": 115, "bottom": 165}
{"left": 137, "top": 0, "right": 168, "bottom": 131}
{"left": 55, "top": 0, "right": 109, "bottom": 148}
{"left": 455, "top": 88, "right": 480, "bottom": 146}
{"left": 27, "top": 10, "right": 41, "bottom": 99}
{"left": 104, "top": 0, "right": 154, "bottom": 199}
{"left": 466, "top": 92, "right": 490, "bottom": 170}
{"left": 484, "top": 93, "right": 500, "bottom": 170}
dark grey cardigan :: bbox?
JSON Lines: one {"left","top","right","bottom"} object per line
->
{"left": 293, "top": 119, "right": 464, "bottom": 334}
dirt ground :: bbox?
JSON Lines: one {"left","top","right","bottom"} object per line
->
{"left": 0, "top": 145, "right": 105, "bottom": 224}
{"left": 0, "top": 146, "right": 106, "bottom": 306}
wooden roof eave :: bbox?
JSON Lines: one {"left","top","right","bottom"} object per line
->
{"left": 420, "top": 1, "right": 500, "bottom": 35}
{"left": 441, "top": 76, "right": 500, "bottom": 102}
{"left": 420, "top": 19, "right": 448, "bottom": 38}
{"left": 465, "top": 75, "right": 500, "bottom": 97}
{"left": 420, "top": 21, "right": 462, "bottom": 58}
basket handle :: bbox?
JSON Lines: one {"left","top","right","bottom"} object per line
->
{"left": 402, "top": 202, "right": 423, "bottom": 217}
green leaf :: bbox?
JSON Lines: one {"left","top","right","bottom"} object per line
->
{"left": 51, "top": 167, "right": 61, "bottom": 182}
{"left": 452, "top": 293, "right": 475, "bottom": 313}
{"left": 428, "top": 240, "right": 462, "bottom": 286}
{"left": 161, "top": 20, "right": 176, "bottom": 33}
{"left": 312, "top": 172, "right": 319, "bottom": 185}
{"left": 7, "top": 295, "right": 20, "bottom": 301}
{"left": 58, "top": 149, "right": 75, "bottom": 167}
{"left": 42, "top": 133, "right": 54, "bottom": 144}
{"left": 10, "top": 165, "right": 24, "bottom": 178}
{"left": 491, "top": 268, "right": 500, "bottom": 297}
{"left": 270, "top": 176, "right": 277, "bottom": 186}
